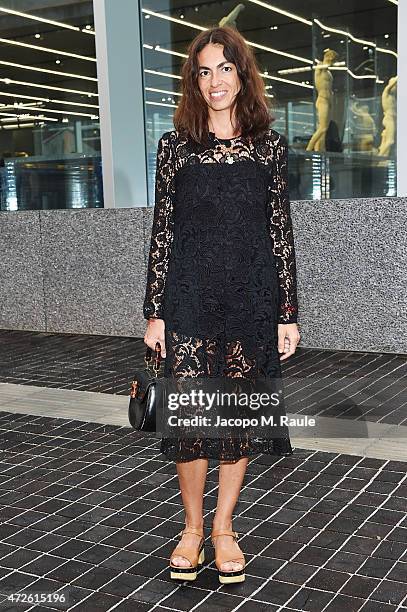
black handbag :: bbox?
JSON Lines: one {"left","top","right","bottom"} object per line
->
{"left": 128, "top": 342, "right": 166, "bottom": 432}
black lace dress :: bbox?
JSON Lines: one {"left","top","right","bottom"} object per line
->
{"left": 143, "top": 127, "right": 298, "bottom": 462}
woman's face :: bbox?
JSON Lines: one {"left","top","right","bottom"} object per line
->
{"left": 197, "top": 43, "right": 241, "bottom": 112}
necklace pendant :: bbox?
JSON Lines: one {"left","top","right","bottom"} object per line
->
{"left": 226, "top": 156, "right": 234, "bottom": 163}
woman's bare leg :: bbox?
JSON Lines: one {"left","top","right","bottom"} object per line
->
{"left": 171, "top": 458, "right": 208, "bottom": 567}
{"left": 212, "top": 457, "right": 249, "bottom": 571}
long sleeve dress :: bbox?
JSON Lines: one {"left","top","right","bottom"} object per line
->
{"left": 143, "top": 127, "right": 298, "bottom": 462}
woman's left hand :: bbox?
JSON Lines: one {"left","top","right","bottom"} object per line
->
{"left": 277, "top": 323, "right": 301, "bottom": 360}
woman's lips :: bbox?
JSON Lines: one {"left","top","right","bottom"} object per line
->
{"left": 209, "top": 90, "right": 227, "bottom": 100}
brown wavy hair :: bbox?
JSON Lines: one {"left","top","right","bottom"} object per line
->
{"left": 173, "top": 26, "right": 273, "bottom": 144}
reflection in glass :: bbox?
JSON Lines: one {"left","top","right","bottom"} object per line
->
{"left": 142, "top": 0, "right": 397, "bottom": 201}
{"left": 0, "top": 1, "right": 100, "bottom": 210}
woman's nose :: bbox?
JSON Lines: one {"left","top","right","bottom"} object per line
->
{"left": 210, "top": 73, "right": 222, "bottom": 87}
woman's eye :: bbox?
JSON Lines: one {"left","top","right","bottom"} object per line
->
{"left": 199, "top": 66, "right": 232, "bottom": 77}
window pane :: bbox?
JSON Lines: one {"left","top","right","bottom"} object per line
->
{"left": 142, "top": 0, "right": 397, "bottom": 202}
{"left": 0, "top": 0, "right": 102, "bottom": 211}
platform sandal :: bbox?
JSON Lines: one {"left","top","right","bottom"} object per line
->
{"left": 211, "top": 529, "right": 245, "bottom": 584}
{"left": 169, "top": 527, "right": 205, "bottom": 581}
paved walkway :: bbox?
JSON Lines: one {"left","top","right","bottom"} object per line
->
{"left": 0, "top": 330, "right": 406, "bottom": 611}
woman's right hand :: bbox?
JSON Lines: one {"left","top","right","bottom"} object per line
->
{"left": 144, "top": 318, "right": 166, "bottom": 357}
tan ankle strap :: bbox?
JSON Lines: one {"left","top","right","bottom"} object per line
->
{"left": 182, "top": 527, "right": 204, "bottom": 537}
{"left": 211, "top": 529, "right": 237, "bottom": 539}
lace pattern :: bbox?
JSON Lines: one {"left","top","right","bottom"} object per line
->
{"left": 160, "top": 329, "right": 293, "bottom": 462}
{"left": 143, "top": 128, "right": 298, "bottom": 323}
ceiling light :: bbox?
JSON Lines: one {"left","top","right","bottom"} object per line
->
{"left": 0, "top": 112, "right": 58, "bottom": 122}
{"left": 0, "top": 60, "right": 97, "bottom": 82}
{"left": 0, "top": 77, "right": 98, "bottom": 97}
{"left": 1, "top": 106, "right": 38, "bottom": 121}
{"left": 246, "top": 0, "right": 312, "bottom": 26}
{"left": 14, "top": 105, "right": 99, "bottom": 118}
{"left": 0, "top": 37, "right": 95, "bottom": 62}
{"left": 314, "top": 18, "right": 397, "bottom": 58}
{"left": 262, "top": 73, "right": 313, "bottom": 89}
{"left": 145, "top": 68, "right": 182, "bottom": 80}
{"left": 152, "top": 45, "right": 187, "bottom": 59}
{"left": 278, "top": 67, "right": 311, "bottom": 74}
{"left": 143, "top": 8, "right": 211, "bottom": 31}
{"left": 0, "top": 6, "right": 81, "bottom": 31}
{"left": 0, "top": 90, "right": 99, "bottom": 108}
{"left": 2, "top": 123, "right": 36, "bottom": 129}
{"left": 146, "top": 101, "right": 177, "bottom": 108}
{"left": 146, "top": 86, "right": 182, "bottom": 97}
{"left": 249, "top": 40, "right": 312, "bottom": 64}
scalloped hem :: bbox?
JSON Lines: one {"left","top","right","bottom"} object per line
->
{"left": 160, "top": 437, "right": 293, "bottom": 462}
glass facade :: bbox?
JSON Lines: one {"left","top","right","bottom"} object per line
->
{"left": 0, "top": 0, "right": 398, "bottom": 209}
{"left": 0, "top": 0, "right": 101, "bottom": 210}
{"left": 143, "top": 0, "right": 397, "bottom": 203}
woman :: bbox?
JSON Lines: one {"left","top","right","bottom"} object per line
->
{"left": 143, "top": 26, "right": 300, "bottom": 584}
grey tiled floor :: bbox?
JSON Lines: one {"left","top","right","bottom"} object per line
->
{"left": 0, "top": 330, "right": 406, "bottom": 612}
{"left": 0, "top": 413, "right": 406, "bottom": 612}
